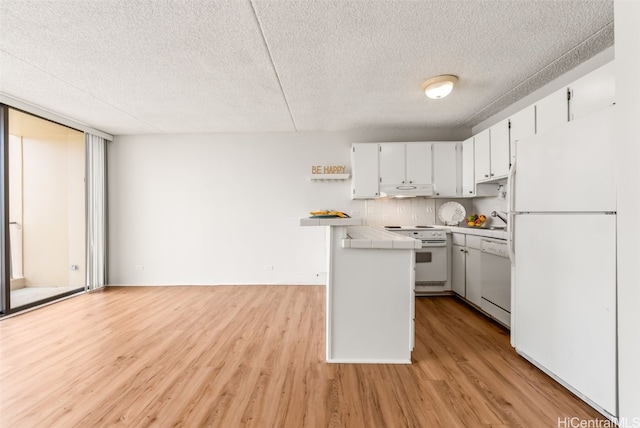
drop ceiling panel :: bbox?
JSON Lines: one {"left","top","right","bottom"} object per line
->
{"left": 0, "top": 0, "right": 613, "bottom": 135}
{"left": 0, "top": 0, "right": 294, "bottom": 134}
{"left": 252, "top": 0, "right": 613, "bottom": 131}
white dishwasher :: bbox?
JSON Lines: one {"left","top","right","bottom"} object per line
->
{"left": 479, "top": 238, "right": 511, "bottom": 327}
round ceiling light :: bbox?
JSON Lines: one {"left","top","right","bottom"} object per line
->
{"left": 422, "top": 75, "right": 458, "bottom": 99}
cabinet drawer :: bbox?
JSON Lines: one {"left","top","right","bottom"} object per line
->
{"left": 452, "top": 233, "right": 466, "bottom": 246}
{"left": 467, "top": 235, "right": 483, "bottom": 250}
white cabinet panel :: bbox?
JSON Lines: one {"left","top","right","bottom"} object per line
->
{"left": 380, "top": 142, "right": 433, "bottom": 186}
{"left": 465, "top": 247, "right": 482, "bottom": 306}
{"left": 474, "top": 129, "right": 491, "bottom": 181}
{"left": 490, "top": 118, "right": 510, "bottom": 178}
{"left": 509, "top": 105, "right": 536, "bottom": 164}
{"left": 379, "top": 143, "right": 405, "bottom": 185}
{"left": 536, "top": 86, "right": 568, "bottom": 135}
{"left": 406, "top": 143, "right": 432, "bottom": 184}
{"left": 569, "top": 62, "right": 615, "bottom": 122}
{"left": 514, "top": 214, "right": 617, "bottom": 414}
{"left": 462, "top": 137, "right": 475, "bottom": 196}
{"left": 432, "top": 143, "right": 458, "bottom": 197}
{"left": 351, "top": 143, "right": 379, "bottom": 199}
{"left": 451, "top": 244, "right": 466, "bottom": 296}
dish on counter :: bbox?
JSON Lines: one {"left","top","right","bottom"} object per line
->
{"left": 438, "top": 202, "right": 466, "bottom": 226}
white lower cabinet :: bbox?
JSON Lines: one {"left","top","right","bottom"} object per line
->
{"left": 451, "top": 233, "right": 466, "bottom": 296}
{"left": 465, "top": 247, "right": 482, "bottom": 307}
{"left": 451, "top": 233, "right": 482, "bottom": 307}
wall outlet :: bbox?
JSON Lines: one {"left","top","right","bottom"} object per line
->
{"left": 136, "top": 265, "right": 144, "bottom": 271}
{"left": 70, "top": 264, "right": 79, "bottom": 271}
{"left": 264, "top": 265, "right": 274, "bottom": 271}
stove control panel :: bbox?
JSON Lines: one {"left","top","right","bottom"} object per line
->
{"left": 387, "top": 228, "right": 447, "bottom": 241}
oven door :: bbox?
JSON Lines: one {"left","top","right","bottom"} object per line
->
{"left": 414, "top": 242, "right": 447, "bottom": 283}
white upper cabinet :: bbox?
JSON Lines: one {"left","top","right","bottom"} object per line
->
{"left": 474, "top": 129, "right": 491, "bottom": 182}
{"left": 405, "top": 143, "right": 433, "bottom": 184}
{"left": 489, "top": 118, "right": 510, "bottom": 178}
{"left": 379, "top": 142, "right": 432, "bottom": 185}
{"left": 569, "top": 62, "right": 615, "bottom": 122}
{"left": 509, "top": 105, "right": 536, "bottom": 164}
{"left": 462, "top": 137, "right": 475, "bottom": 197}
{"left": 432, "top": 143, "right": 459, "bottom": 197}
{"left": 536, "top": 86, "right": 569, "bottom": 135}
{"left": 351, "top": 143, "right": 379, "bottom": 199}
{"left": 379, "top": 143, "right": 406, "bottom": 185}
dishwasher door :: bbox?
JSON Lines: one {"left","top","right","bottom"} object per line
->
{"left": 480, "top": 238, "right": 511, "bottom": 327}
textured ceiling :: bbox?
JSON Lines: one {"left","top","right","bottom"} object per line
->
{"left": 0, "top": 0, "right": 614, "bottom": 136}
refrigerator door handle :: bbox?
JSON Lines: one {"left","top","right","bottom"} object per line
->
{"left": 507, "top": 159, "right": 516, "bottom": 214}
{"left": 508, "top": 214, "right": 516, "bottom": 265}
{"left": 507, "top": 160, "right": 516, "bottom": 266}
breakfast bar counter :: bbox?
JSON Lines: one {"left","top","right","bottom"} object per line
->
{"left": 301, "top": 220, "right": 416, "bottom": 364}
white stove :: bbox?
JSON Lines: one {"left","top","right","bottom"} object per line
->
{"left": 384, "top": 226, "right": 449, "bottom": 295}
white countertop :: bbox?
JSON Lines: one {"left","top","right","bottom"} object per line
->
{"left": 300, "top": 217, "right": 363, "bottom": 226}
{"left": 444, "top": 225, "right": 508, "bottom": 240}
{"left": 341, "top": 226, "right": 421, "bottom": 249}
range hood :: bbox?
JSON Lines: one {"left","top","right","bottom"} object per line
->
{"left": 379, "top": 183, "right": 434, "bottom": 198}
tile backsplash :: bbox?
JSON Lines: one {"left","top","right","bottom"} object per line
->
{"left": 359, "top": 196, "right": 508, "bottom": 227}
{"left": 363, "top": 198, "right": 436, "bottom": 226}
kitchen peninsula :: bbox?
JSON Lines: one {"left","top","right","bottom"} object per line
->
{"left": 301, "top": 219, "right": 419, "bottom": 364}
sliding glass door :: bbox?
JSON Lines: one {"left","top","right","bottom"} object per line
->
{"left": 1, "top": 106, "right": 86, "bottom": 313}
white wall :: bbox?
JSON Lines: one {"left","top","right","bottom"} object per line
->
{"left": 109, "top": 129, "right": 469, "bottom": 286}
{"left": 615, "top": 0, "right": 640, "bottom": 421}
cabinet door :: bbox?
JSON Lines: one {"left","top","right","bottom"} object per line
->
{"left": 536, "top": 86, "right": 569, "bottom": 135}
{"left": 351, "top": 143, "right": 379, "bottom": 199}
{"left": 474, "top": 129, "right": 491, "bottom": 182}
{"left": 490, "top": 118, "right": 510, "bottom": 178}
{"left": 451, "top": 244, "right": 466, "bottom": 296}
{"left": 465, "top": 247, "right": 482, "bottom": 306}
{"left": 509, "top": 105, "right": 536, "bottom": 164}
{"left": 462, "top": 137, "right": 475, "bottom": 196}
{"left": 432, "top": 143, "right": 458, "bottom": 197}
{"left": 405, "top": 143, "right": 432, "bottom": 184}
{"left": 379, "top": 143, "right": 406, "bottom": 185}
{"left": 569, "top": 62, "right": 615, "bottom": 122}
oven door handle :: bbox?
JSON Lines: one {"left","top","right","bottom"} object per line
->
{"left": 419, "top": 241, "right": 446, "bottom": 248}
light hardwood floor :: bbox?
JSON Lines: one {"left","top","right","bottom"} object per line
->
{"left": 0, "top": 286, "right": 603, "bottom": 427}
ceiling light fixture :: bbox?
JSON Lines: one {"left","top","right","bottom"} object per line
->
{"left": 422, "top": 75, "right": 458, "bottom": 99}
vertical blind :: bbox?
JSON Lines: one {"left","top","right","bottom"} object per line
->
{"left": 85, "top": 133, "right": 107, "bottom": 290}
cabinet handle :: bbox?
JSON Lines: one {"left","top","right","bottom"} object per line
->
{"left": 409, "top": 181, "right": 413, "bottom": 184}
{"left": 491, "top": 173, "right": 495, "bottom": 176}
{"left": 459, "top": 248, "right": 464, "bottom": 252}
{"left": 484, "top": 174, "right": 489, "bottom": 178}
{"left": 468, "top": 191, "right": 473, "bottom": 194}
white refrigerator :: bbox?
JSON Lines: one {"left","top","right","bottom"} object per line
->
{"left": 509, "top": 106, "right": 617, "bottom": 418}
